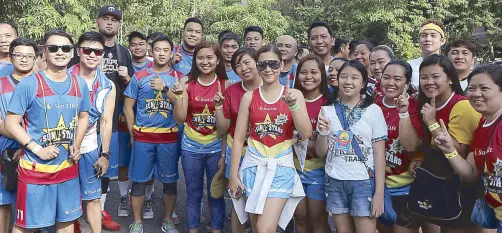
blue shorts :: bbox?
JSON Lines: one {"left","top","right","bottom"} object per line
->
{"left": 128, "top": 141, "right": 179, "bottom": 184}
{"left": 78, "top": 150, "right": 102, "bottom": 200}
{"left": 224, "top": 144, "right": 244, "bottom": 179}
{"left": 15, "top": 178, "right": 82, "bottom": 229}
{"left": 302, "top": 183, "right": 326, "bottom": 201}
{"left": 242, "top": 163, "right": 295, "bottom": 199}
{"left": 297, "top": 167, "right": 326, "bottom": 201}
{"left": 118, "top": 131, "right": 132, "bottom": 167}
{"left": 325, "top": 176, "right": 373, "bottom": 217}
{"left": 0, "top": 171, "right": 15, "bottom": 205}
{"left": 100, "top": 132, "right": 119, "bottom": 177}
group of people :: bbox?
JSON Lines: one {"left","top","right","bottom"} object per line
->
{"left": 0, "top": 3, "right": 501, "bottom": 233}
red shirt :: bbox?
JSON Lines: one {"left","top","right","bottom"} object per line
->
{"left": 223, "top": 82, "right": 247, "bottom": 137}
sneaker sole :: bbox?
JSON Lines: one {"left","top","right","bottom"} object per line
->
{"left": 118, "top": 212, "right": 129, "bottom": 217}
{"left": 142, "top": 214, "right": 154, "bottom": 219}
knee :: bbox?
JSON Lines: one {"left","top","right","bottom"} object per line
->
{"left": 255, "top": 223, "right": 276, "bottom": 233}
{"left": 130, "top": 181, "right": 147, "bottom": 197}
{"left": 163, "top": 182, "right": 177, "bottom": 196}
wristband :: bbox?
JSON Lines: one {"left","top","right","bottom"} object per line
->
{"left": 428, "top": 122, "right": 440, "bottom": 131}
{"left": 289, "top": 104, "right": 299, "bottom": 112}
{"left": 399, "top": 112, "right": 409, "bottom": 119}
{"left": 215, "top": 105, "right": 222, "bottom": 110}
{"left": 445, "top": 150, "right": 458, "bottom": 159}
{"left": 31, "top": 145, "right": 42, "bottom": 154}
{"left": 23, "top": 139, "right": 34, "bottom": 148}
{"left": 175, "top": 94, "right": 183, "bottom": 99}
{"left": 317, "top": 129, "right": 329, "bottom": 136}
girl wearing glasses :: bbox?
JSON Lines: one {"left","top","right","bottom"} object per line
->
{"left": 229, "top": 44, "right": 312, "bottom": 233}
{"left": 171, "top": 41, "right": 229, "bottom": 233}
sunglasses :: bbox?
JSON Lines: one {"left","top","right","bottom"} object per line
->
{"left": 81, "top": 47, "right": 104, "bottom": 56}
{"left": 46, "top": 45, "right": 73, "bottom": 53}
{"left": 256, "top": 60, "right": 281, "bottom": 71}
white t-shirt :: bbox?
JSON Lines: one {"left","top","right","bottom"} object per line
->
{"left": 460, "top": 79, "right": 468, "bottom": 92}
{"left": 408, "top": 57, "right": 423, "bottom": 90}
{"left": 322, "top": 104, "right": 388, "bottom": 180}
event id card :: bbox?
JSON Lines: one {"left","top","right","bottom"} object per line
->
{"left": 335, "top": 130, "right": 353, "bottom": 152}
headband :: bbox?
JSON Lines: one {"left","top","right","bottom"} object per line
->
{"left": 419, "top": 23, "right": 445, "bottom": 39}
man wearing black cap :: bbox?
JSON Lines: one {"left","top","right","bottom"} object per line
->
{"left": 95, "top": 5, "right": 134, "bottom": 232}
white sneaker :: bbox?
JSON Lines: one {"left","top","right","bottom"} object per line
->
{"left": 142, "top": 199, "right": 154, "bottom": 219}
{"left": 118, "top": 195, "right": 129, "bottom": 217}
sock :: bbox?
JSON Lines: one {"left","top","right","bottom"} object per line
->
{"left": 118, "top": 181, "right": 129, "bottom": 197}
{"left": 100, "top": 194, "right": 107, "bottom": 210}
{"left": 145, "top": 184, "right": 154, "bottom": 200}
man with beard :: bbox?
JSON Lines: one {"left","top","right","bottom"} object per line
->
{"left": 307, "top": 21, "right": 334, "bottom": 70}
{"left": 276, "top": 35, "right": 298, "bottom": 88}
{"left": 172, "top": 18, "right": 203, "bottom": 76}
{"left": 243, "top": 26, "right": 264, "bottom": 51}
{"left": 0, "top": 22, "right": 18, "bottom": 76}
{"left": 218, "top": 31, "right": 240, "bottom": 83}
{"left": 129, "top": 31, "right": 153, "bottom": 72}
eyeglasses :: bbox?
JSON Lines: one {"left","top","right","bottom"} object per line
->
{"left": 256, "top": 60, "right": 281, "bottom": 71}
{"left": 11, "top": 53, "right": 36, "bottom": 61}
{"left": 81, "top": 47, "right": 104, "bottom": 56}
{"left": 46, "top": 45, "right": 73, "bottom": 53}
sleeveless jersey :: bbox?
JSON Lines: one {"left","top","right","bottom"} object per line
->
{"left": 247, "top": 87, "right": 294, "bottom": 158}
{"left": 223, "top": 81, "right": 248, "bottom": 149}
{"left": 124, "top": 68, "right": 179, "bottom": 143}
{"left": 279, "top": 63, "right": 297, "bottom": 88}
{"left": 8, "top": 71, "right": 91, "bottom": 184}
{"left": 172, "top": 45, "right": 193, "bottom": 76}
{"left": 181, "top": 76, "right": 225, "bottom": 153}
{"left": 375, "top": 95, "right": 423, "bottom": 188}
{"left": 472, "top": 116, "right": 502, "bottom": 220}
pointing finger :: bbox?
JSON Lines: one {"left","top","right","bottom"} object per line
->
{"left": 439, "top": 119, "right": 448, "bottom": 132}
{"left": 431, "top": 94, "right": 436, "bottom": 108}
{"left": 285, "top": 77, "right": 290, "bottom": 89}
{"left": 217, "top": 80, "right": 222, "bottom": 93}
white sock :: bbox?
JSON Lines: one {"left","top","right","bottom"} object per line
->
{"left": 100, "top": 194, "right": 107, "bottom": 210}
{"left": 118, "top": 181, "right": 129, "bottom": 197}
{"left": 145, "top": 184, "right": 154, "bottom": 200}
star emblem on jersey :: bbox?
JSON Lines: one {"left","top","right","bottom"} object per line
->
{"left": 385, "top": 138, "right": 403, "bottom": 168}
{"left": 192, "top": 104, "right": 216, "bottom": 130}
{"left": 40, "top": 113, "right": 76, "bottom": 149}
{"left": 254, "top": 113, "right": 286, "bottom": 140}
{"left": 145, "top": 91, "right": 171, "bottom": 118}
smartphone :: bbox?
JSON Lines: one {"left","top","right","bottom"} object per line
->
{"left": 228, "top": 188, "right": 245, "bottom": 200}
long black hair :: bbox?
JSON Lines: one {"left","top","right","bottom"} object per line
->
{"left": 187, "top": 41, "right": 228, "bottom": 82}
{"left": 294, "top": 54, "right": 329, "bottom": 97}
{"left": 325, "top": 60, "right": 373, "bottom": 108}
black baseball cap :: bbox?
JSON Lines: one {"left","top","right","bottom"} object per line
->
{"left": 128, "top": 31, "right": 146, "bottom": 44}
{"left": 98, "top": 5, "right": 122, "bottom": 20}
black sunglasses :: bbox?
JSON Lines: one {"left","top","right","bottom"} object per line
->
{"left": 46, "top": 45, "right": 73, "bottom": 53}
{"left": 81, "top": 47, "right": 104, "bottom": 56}
{"left": 256, "top": 60, "right": 281, "bottom": 71}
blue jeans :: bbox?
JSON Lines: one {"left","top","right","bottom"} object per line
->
{"left": 325, "top": 176, "right": 373, "bottom": 217}
{"left": 182, "top": 150, "right": 225, "bottom": 230}
{"left": 498, "top": 220, "right": 502, "bottom": 233}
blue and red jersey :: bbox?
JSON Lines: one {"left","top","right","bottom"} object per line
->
{"left": 133, "top": 59, "right": 154, "bottom": 73}
{"left": 124, "top": 68, "right": 179, "bottom": 143}
{"left": 0, "top": 75, "right": 21, "bottom": 168}
{"left": 172, "top": 45, "right": 193, "bottom": 76}
{"left": 226, "top": 69, "right": 240, "bottom": 84}
{"left": 8, "top": 71, "right": 91, "bottom": 184}
{"left": 279, "top": 63, "right": 297, "bottom": 88}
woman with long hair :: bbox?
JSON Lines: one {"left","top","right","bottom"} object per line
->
{"left": 172, "top": 41, "right": 230, "bottom": 233}
{"left": 327, "top": 57, "right": 348, "bottom": 92}
{"left": 228, "top": 44, "right": 312, "bottom": 233}
{"left": 316, "top": 60, "right": 387, "bottom": 233}
{"left": 292, "top": 54, "right": 331, "bottom": 233}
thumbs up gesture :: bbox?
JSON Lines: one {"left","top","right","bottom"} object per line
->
{"left": 149, "top": 75, "right": 165, "bottom": 92}
{"left": 214, "top": 80, "right": 225, "bottom": 108}
{"left": 421, "top": 94, "right": 437, "bottom": 126}
{"left": 171, "top": 78, "right": 184, "bottom": 96}
{"left": 282, "top": 78, "right": 297, "bottom": 107}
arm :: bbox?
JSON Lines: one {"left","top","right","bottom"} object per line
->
{"left": 373, "top": 140, "right": 386, "bottom": 196}
{"left": 290, "top": 89, "right": 312, "bottom": 139}
{"left": 399, "top": 117, "right": 421, "bottom": 152}
{"left": 73, "top": 111, "right": 89, "bottom": 149}
{"left": 0, "top": 112, "right": 14, "bottom": 139}
{"left": 315, "top": 106, "right": 329, "bottom": 158}
{"left": 123, "top": 97, "right": 136, "bottom": 138}
{"left": 173, "top": 77, "right": 188, "bottom": 125}
{"left": 99, "top": 83, "right": 117, "bottom": 153}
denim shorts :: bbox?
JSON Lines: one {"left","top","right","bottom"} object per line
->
{"left": 325, "top": 176, "right": 373, "bottom": 217}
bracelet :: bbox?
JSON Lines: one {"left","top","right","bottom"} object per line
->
{"left": 445, "top": 150, "right": 458, "bottom": 159}
{"left": 317, "top": 129, "right": 329, "bottom": 136}
{"left": 289, "top": 104, "right": 299, "bottom": 111}
{"left": 399, "top": 112, "right": 409, "bottom": 119}
{"left": 215, "top": 105, "right": 222, "bottom": 110}
{"left": 31, "top": 144, "right": 42, "bottom": 154}
{"left": 428, "top": 122, "right": 440, "bottom": 131}
{"left": 23, "top": 139, "right": 34, "bottom": 148}
{"left": 175, "top": 94, "right": 183, "bottom": 99}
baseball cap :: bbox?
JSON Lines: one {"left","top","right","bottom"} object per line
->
{"left": 98, "top": 5, "right": 122, "bottom": 20}
{"left": 210, "top": 169, "right": 229, "bottom": 199}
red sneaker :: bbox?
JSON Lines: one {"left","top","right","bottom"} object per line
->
{"left": 102, "top": 210, "right": 121, "bottom": 231}
{"left": 73, "top": 220, "right": 82, "bottom": 233}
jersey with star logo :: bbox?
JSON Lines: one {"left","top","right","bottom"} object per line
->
{"left": 8, "top": 72, "right": 91, "bottom": 184}
{"left": 124, "top": 68, "right": 178, "bottom": 144}
{"left": 182, "top": 76, "right": 226, "bottom": 153}
{"left": 247, "top": 87, "right": 294, "bottom": 158}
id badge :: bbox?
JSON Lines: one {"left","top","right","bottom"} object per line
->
{"left": 335, "top": 130, "right": 353, "bottom": 152}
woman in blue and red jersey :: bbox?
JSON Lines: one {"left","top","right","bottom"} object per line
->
{"left": 214, "top": 47, "right": 262, "bottom": 233}
{"left": 172, "top": 41, "right": 230, "bottom": 233}
{"left": 228, "top": 44, "right": 312, "bottom": 233}
{"left": 292, "top": 54, "right": 331, "bottom": 233}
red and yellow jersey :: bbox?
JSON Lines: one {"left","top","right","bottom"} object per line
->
{"left": 182, "top": 76, "right": 225, "bottom": 153}
{"left": 247, "top": 87, "right": 294, "bottom": 158}
{"left": 375, "top": 96, "right": 423, "bottom": 188}
{"left": 472, "top": 116, "right": 502, "bottom": 220}
{"left": 223, "top": 81, "right": 248, "bottom": 150}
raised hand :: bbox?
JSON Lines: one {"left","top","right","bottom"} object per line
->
{"left": 214, "top": 80, "right": 225, "bottom": 108}
{"left": 394, "top": 93, "right": 409, "bottom": 114}
{"left": 317, "top": 108, "right": 330, "bottom": 135}
{"left": 171, "top": 52, "right": 182, "bottom": 65}
{"left": 171, "top": 78, "right": 184, "bottom": 96}
{"left": 150, "top": 75, "right": 165, "bottom": 92}
{"left": 421, "top": 94, "right": 437, "bottom": 126}
{"left": 434, "top": 119, "right": 455, "bottom": 153}
{"left": 282, "top": 78, "right": 297, "bottom": 107}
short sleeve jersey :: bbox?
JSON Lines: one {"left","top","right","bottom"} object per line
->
{"left": 226, "top": 69, "right": 240, "bottom": 84}
{"left": 172, "top": 45, "right": 193, "bottom": 76}
{"left": 223, "top": 81, "right": 248, "bottom": 142}
{"left": 0, "top": 75, "right": 21, "bottom": 153}
{"left": 279, "top": 63, "right": 297, "bottom": 88}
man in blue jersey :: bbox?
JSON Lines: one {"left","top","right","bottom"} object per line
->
{"left": 0, "top": 22, "right": 18, "bottom": 76}
{"left": 276, "top": 35, "right": 298, "bottom": 88}
{"left": 243, "top": 26, "right": 264, "bottom": 50}
{"left": 218, "top": 31, "right": 240, "bottom": 83}
{"left": 308, "top": 21, "right": 334, "bottom": 69}
{"left": 124, "top": 35, "right": 180, "bottom": 233}
{"left": 129, "top": 31, "right": 153, "bottom": 73}
{"left": 68, "top": 31, "right": 116, "bottom": 233}
{"left": 172, "top": 18, "right": 203, "bottom": 76}
{"left": 6, "top": 29, "right": 91, "bottom": 233}
{"left": 0, "top": 37, "right": 38, "bottom": 233}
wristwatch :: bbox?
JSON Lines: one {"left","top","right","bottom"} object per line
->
{"left": 162, "top": 83, "right": 169, "bottom": 93}
{"left": 100, "top": 151, "right": 111, "bottom": 160}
